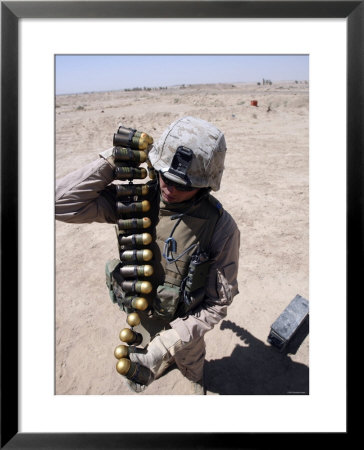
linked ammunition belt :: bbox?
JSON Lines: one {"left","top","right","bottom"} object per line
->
{"left": 110, "top": 125, "right": 156, "bottom": 381}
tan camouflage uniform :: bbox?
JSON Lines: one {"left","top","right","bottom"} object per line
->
{"left": 55, "top": 117, "right": 240, "bottom": 386}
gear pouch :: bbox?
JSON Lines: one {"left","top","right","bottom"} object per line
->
{"left": 184, "top": 253, "right": 212, "bottom": 293}
{"left": 105, "top": 259, "right": 131, "bottom": 312}
{"left": 105, "top": 259, "right": 122, "bottom": 303}
{"left": 153, "top": 284, "right": 180, "bottom": 320}
{"left": 178, "top": 287, "right": 205, "bottom": 316}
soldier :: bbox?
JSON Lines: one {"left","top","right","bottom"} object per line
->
{"left": 56, "top": 116, "right": 240, "bottom": 394}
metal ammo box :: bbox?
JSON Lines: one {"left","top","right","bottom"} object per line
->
{"left": 267, "top": 294, "right": 309, "bottom": 350}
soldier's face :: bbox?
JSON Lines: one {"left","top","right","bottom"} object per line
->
{"left": 159, "top": 174, "right": 200, "bottom": 203}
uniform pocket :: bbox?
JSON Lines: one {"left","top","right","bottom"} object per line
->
{"left": 221, "top": 262, "right": 239, "bottom": 297}
{"left": 216, "top": 266, "right": 237, "bottom": 306}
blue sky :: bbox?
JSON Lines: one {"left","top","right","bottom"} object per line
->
{"left": 55, "top": 55, "right": 309, "bottom": 95}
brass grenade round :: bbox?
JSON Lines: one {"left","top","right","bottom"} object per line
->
{"left": 119, "top": 328, "right": 134, "bottom": 343}
{"left": 138, "top": 281, "right": 153, "bottom": 294}
{"left": 114, "top": 345, "right": 129, "bottom": 359}
{"left": 140, "top": 168, "right": 148, "bottom": 178}
{"left": 142, "top": 217, "right": 152, "bottom": 228}
{"left": 142, "top": 233, "right": 152, "bottom": 245}
{"left": 141, "top": 200, "right": 151, "bottom": 212}
{"left": 137, "top": 138, "right": 148, "bottom": 150}
{"left": 143, "top": 264, "right": 154, "bottom": 277}
{"left": 132, "top": 297, "right": 148, "bottom": 311}
{"left": 142, "top": 249, "right": 153, "bottom": 261}
{"left": 127, "top": 312, "right": 141, "bottom": 327}
{"left": 140, "top": 132, "right": 153, "bottom": 144}
{"left": 116, "top": 358, "right": 131, "bottom": 375}
{"left": 139, "top": 151, "right": 147, "bottom": 163}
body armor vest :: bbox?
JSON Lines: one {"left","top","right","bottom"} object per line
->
{"left": 110, "top": 182, "right": 223, "bottom": 324}
{"left": 152, "top": 192, "right": 222, "bottom": 320}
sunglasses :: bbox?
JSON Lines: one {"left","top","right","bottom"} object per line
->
{"left": 159, "top": 172, "right": 196, "bottom": 192}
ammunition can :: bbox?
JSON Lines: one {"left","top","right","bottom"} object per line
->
{"left": 120, "top": 264, "right": 154, "bottom": 278}
{"left": 121, "top": 280, "right": 153, "bottom": 294}
{"left": 119, "top": 328, "right": 143, "bottom": 345}
{"left": 115, "top": 184, "right": 149, "bottom": 198}
{"left": 116, "top": 200, "right": 150, "bottom": 215}
{"left": 113, "top": 147, "right": 147, "bottom": 163}
{"left": 120, "top": 249, "right": 153, "bottom": 263}
{"left": 117, "top": 217, "right": 152, "bottom": 230}
{"left": 114, "top": 167, "right": 147, "bottom": 180}
{"left": 118, "top": 233, "right": 152, "bottom": 248}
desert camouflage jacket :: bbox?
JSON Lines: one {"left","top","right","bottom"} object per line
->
{"left": 55, "top": 157, "right": 240, "bottom": 345}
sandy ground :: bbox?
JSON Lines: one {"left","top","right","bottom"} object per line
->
{"left": 55, "top": 81, "right": 309, "bottom": 395}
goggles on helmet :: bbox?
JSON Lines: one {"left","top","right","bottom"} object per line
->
{"left": 159, "top": 172, "right": 197, "bottom": 192}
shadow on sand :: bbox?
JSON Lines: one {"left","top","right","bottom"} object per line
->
{"left": 204, "top": 318, "right": 309, "bottom": 395}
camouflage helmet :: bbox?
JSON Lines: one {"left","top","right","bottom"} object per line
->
{"left": 148, "top": 116, "right": 227, "bottom": 191}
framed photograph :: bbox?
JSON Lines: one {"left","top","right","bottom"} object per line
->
{"left": 2, "top": 1, "right": 358, "bottom": 447}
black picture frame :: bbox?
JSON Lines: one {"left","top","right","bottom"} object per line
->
{"left": 1, "top": 1, "right": 358, "bottom": 448}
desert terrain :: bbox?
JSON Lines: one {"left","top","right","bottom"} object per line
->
{"left": 55, "top": 81, "right": 309, "bottom": 395}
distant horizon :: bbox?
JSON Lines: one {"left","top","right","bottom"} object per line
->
{"left": 55, "top": 78, "right": 309, "bottom": 96}
{"left": 56, "top": 55, "right": 309, "bottom": 95}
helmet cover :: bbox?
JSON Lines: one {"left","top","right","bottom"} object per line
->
{"left": 148, "top": 116, "right": 227, "bottom": 191}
